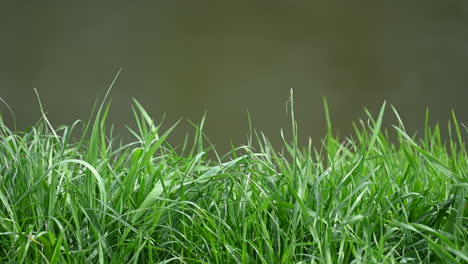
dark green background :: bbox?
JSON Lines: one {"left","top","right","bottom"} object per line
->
{"left": 1, "top": 1, "right": 467, "bottom": 150}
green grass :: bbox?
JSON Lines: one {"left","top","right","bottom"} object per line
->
{"left": 0, "top": 90, "right": 467, "bottom": 263}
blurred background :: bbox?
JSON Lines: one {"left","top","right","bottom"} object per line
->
{"left": 1, "top": 1, "right": 467, "bottom": 152}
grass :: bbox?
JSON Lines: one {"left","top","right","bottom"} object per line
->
{"left": 0, "top": 89, "right": 467, "bottom": 263}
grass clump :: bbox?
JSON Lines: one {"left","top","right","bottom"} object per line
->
{"left": 0, "top": 90, "right": 467, "bottom": 263}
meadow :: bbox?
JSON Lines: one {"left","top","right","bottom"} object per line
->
{"left": 0, "top": 89, "right": 467, "bottom": 263}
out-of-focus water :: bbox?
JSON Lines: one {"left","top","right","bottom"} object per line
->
{"left": 1, "top": 2, "right": 467, "bottom": 151}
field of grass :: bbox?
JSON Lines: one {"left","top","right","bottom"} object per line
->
{"left": 0, "top": 89, "right": 467, "bottom": 263}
